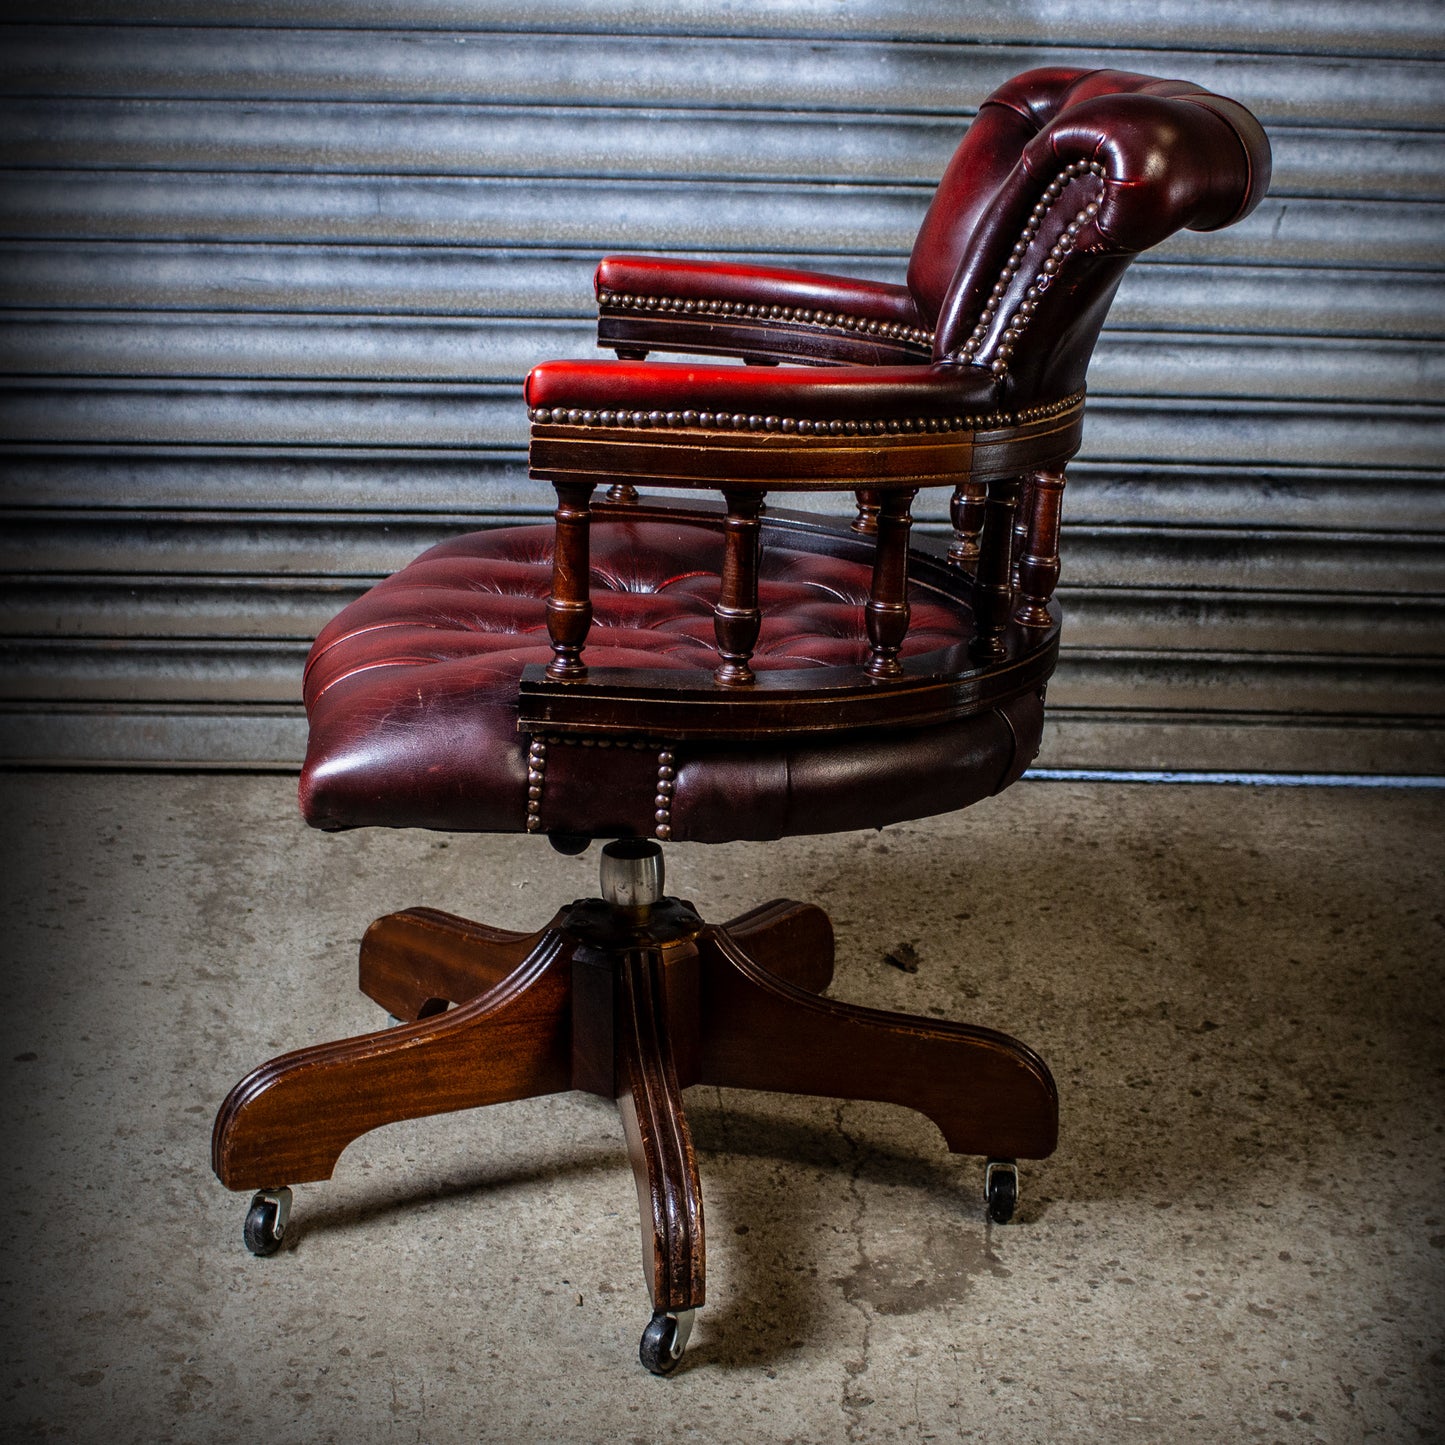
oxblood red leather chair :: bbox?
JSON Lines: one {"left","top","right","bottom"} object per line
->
{"left": 213, "top": 68, "right": 1269, "bottom": 1373}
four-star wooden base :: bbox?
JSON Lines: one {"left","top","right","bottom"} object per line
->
{"left": 213, "top": 841, "right": 1057, "bottom": 1373}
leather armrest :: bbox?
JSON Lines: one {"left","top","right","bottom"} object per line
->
{"left": 596, "top": 256, "right": 927, "bottom": 330}
{"left": 526, "top": 357, "right": 996, "bottom": 425}
{"left": 595, "top": 256, "right": 933, "bottom": 366}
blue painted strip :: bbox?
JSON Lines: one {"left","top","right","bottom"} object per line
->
{"left": 1025, "top": 769, "right": 1445, "bottom": 788}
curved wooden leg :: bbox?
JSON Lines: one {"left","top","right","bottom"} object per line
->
{"left": 695, "top": 925, "right": 1057, "bottom": 1160}
{"left": 719, "top": 899, "right": 834, "bottom": 995}
{"left": 358, "top": 906, "right": 567, "bottom": 1021}
{"left": 213, "top": 929, "right": 576, "bottom": 1191}
{"left": 615, "top": 946, "right": 705, "bottom": 1312}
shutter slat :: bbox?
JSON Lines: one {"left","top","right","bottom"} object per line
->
{"left": 0, "top": 173, "right": 1437, "bottom": 270}
{"left": 16, "top": 30, "right": 1433, "bottom": 122}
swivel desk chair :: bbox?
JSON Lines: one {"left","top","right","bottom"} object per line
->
{"left": 213, "top": 66, "right": 1270, "bottom": 1373}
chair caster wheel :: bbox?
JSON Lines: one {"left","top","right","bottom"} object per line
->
{"left": 242, "top": 1187, "right": 293, "bottom": 1256}
{"left": 984, "top": 1159, "right": 1018, "bottom": 1224}
{"left": 639, "top": 1308, "right": 695, "bottom": 1375}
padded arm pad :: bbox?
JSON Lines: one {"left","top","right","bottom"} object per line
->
{"left": 596, "top": 255, "right": 927, "bottom": 330}
{"left": 525, "top": 357, "right": 998, "bottom": 423}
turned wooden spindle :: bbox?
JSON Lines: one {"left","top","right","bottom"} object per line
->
{"left": 851, "top": 488, "right": 881, "bottom": 536}
{"left": 1015, "top": 467, "right": 1066, "bottom": 626}
{"left": 545, "top": 480, "right": 597, "bottom": 680}
{"left": 1010, "top": 474, "right": 1033, "bottom": 590}
{"left": 606, "top": 483, "right": 640, "bottom": 504}
{"left": 864, "top": 488, "right": 916, "bottom": 679}
{"left": 947, "top": 479, "right": 986, "bottom": 567}
{"left": 969, "top": 474, "right": 1023, "bottom": 661}
{"left": 714, "top": 489, "right": 765, "bottom": 687}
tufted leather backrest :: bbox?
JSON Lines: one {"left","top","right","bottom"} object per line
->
{"left": 908, "top": 67, "right": 1270, "bottom": 404}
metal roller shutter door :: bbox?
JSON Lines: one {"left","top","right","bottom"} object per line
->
{"left": 1, "top": 3, "right": 1440, "bottom": 771}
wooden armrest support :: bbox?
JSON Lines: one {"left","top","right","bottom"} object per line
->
{"left": 545, "top": 481, "right": 596, "bottom": 680}
{"left": 715, "top": 490, "right": 765, "bottom": 688}
{"left": 532, "top": 397, "right": 1083, "bottom": 691}
{"left": 864, "top": 490, "right": 917, "bottom": 680}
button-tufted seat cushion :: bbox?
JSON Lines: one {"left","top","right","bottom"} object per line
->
{"left": 299, "top": 515, "right": 1043, "bottom": 840}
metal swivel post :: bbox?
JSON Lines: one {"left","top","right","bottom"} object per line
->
{"left": 600, "top": 839, "right": 664, "bottom": 913}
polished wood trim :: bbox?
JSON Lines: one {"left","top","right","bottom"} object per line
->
{"left": 970, "top": 474, "right": 1025, "bottom": 662}
{"left": 212, "top": 930, "right": 575, "bottom": 1189}
{"left": 864, "top": 488, "right": 916, "bottom": 679}
{"left": 528, "top": 394, "right": 1084, "bottom": 495}
{"left": 714, "top": 489, "right": 765, "bottom": 687}
{"left": 948, "top": 478, "right": 986, "bottom": 567}
{"left": 1011, "top": 473, "right": 1033, "bottom": 591}
{"left": 215, "top": 890, "right": 1055, "bottom": 1321}
{"left": 721, "top": 899, "right": 834, "bottom": 995}
{"left": 517, "top": 629, "right": 1056, "bottom": 742}
{"left": 696, "top": 925, "right": 1057, "bottom": 1160}
{"left": 533, "top": 425, "right": 974, "bottom": 492}
{"left": 357, "top": 907, "right": 566, "bottom": 1020}
{"left": 545, "top": 480, "right": 596, "bottom": 680}
{"left": 616, "top": 945, "right": 706, "bottom": 1310}
{"left": 517, "top": 502, "right": 1059, "bottom": 743}
{"left": 852, "top": 487, "right": 881, "bottom": 535}
{"left": 1016, "top": 467, "right": 1067, "bottom": 627}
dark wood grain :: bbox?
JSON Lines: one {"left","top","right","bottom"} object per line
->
{"left": 714, "top": 488, "right": 765, "bottom": 687}
{"left": 517, "top": 497, "right": 1059, "bottom": 743}
{"left": 215, "top": 884, "right": 1054, "bottom": 1321}
{"left": 529, "top": 399, "right": 1083, "bottom": 495}
{"left": 546, "top": 480, "right": 596, "bottom": 680}
{"left": 1015, "top": 467, "right": 1066, "bottom": 627}
{"left": 719, "top": 899, "right": 834, "bottom": 995}
{"left": 1011, "top": 473, "right": 1033, "bottom": 591}
{"left": 516, "top": 633, "right": 1056, "bottom": 743}
{"left": 358, "top": 907, "right": 565, "bottom": 1020}
{"left": 212, "top": 930, "right": 575, "bottom": 1190}
{"left": 695, "top": 924, "right": 1058, "bottom": 1160}
{"left": 615, "top": 945, "right": 706, "bottom": 1310}
{"left": 969, "top": 473, "right": 1024, "bottom": 662}
{"left": 526, "top": 397, "right": 1080, "bottom": 719}
{"left": 864, "top": 487, "right": 917, "bottom": 679}
{"left": 851, "top": 487, "right": 882, "bottom": 535}
{"left": 948, "top": 478, "right": 985, "bottom": 568}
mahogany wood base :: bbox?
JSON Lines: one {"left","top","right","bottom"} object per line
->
{"left": 213, "top": 891, "right": 1057, "bottom": 1340}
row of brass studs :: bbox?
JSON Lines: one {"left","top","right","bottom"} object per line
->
{"left": 573, "top": 737, "right": 665, "bottom": 749}
{"left": 523, "top": 734, "right": 676, "bottom": 838}
{"left": 598, "top": 288, "right": 932, "bottom": 349}
{"left": 525, "top": 736, "right": 547, "bottom": 833}
{"left": 527, "top": 389, "right": 1082, "bottom": 436}
{"left": 958, "top": 160, "right": 1108, "bottom": 377}
{"left": 654, "top": 747, "right": 676, "bottom": 841}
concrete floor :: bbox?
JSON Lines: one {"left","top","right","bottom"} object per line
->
{"left": 0, "top": 772, "right": 1441, "bottom": 1443}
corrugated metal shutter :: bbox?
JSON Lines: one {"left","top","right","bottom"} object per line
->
{"left": 1, "top": 2, "right": 1441, "bottom": 772}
